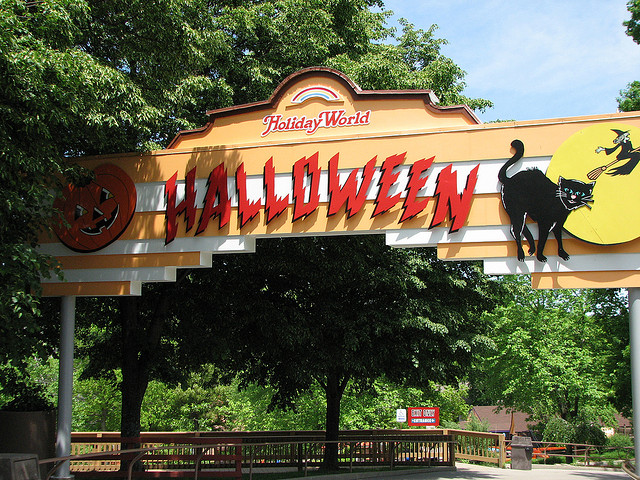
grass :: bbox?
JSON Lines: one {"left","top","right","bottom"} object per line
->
{"left": 532, "top": 456, "right": 568, "bottom": 465}
{"left": 583, "top": 450, "right": 634, "bottom": 463}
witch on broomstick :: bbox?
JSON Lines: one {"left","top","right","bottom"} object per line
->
{"left": 589, "top": 129, "right": 640, "bottom": 179}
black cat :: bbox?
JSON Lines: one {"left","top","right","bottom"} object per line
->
{"left": 499, "top": 139, "right": 594, "bottom": 262}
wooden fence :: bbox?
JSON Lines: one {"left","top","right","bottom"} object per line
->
{"left": 441, "top": 428, "right": 506, "bottom": 467}
{"left": 70, "top": 435, "right": 243, "bottom": 478}
{"left": 52, "top": 429, "right": 638, "bottom": 479}
{"left": 70, "top": 430, "right": 470, "bottom": 478}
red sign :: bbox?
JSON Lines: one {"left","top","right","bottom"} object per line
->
{"left": 408, "top": 407, "right": 439, "bottom": 427}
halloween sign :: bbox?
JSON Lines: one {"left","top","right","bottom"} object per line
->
{"left": 163, "top": 153, "right": 477, "bottom": 245}
{"left": 39, "top": 67, "right": 640, "bottom": 296}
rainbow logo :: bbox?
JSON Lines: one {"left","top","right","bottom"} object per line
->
{"left": 291, "top": 86, "right": 342, "bottom": 104}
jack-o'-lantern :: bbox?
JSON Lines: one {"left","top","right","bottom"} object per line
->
{"left": 54, "top": 164, "right": 137, "bottom": 252}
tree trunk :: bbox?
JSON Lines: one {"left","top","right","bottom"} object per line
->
{"left": 118, "top": 290, "right": 172, "bottom": 472}
{"left": 117, "top": 280, "right": 183, "bottom": 451}
{"left": 119, "top": 296, "right": 148, "bottom": 472}
{"left": 118, "top": 284, "right": 175, "bottom": 437}
{"left": 322, "top": 371, "right": 348, "bottom": 471}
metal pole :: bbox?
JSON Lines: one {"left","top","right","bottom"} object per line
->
{"left": 629, "top": 288, "right": 640, "bottom": 467}
{"left": 54, "top": 296, "right": 76, "bottom": 480}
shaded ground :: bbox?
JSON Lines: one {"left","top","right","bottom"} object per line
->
{"left": 294, "top": 463, "right": 629, "bottom": 480}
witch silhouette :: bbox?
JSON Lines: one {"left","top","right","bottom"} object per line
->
{"left": 590, "top": 129, "right": 640, "bottom": 179}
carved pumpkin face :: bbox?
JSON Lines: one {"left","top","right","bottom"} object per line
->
{"left": 54, "top": 164, "right": 137, "bottom": 252}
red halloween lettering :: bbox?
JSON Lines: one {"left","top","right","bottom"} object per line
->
{"left": 372, "top": 153, "right": 406, "bottom": 217}
{"left": 430, "top": 164, "right": 479, "bottom": 232}
{"left": 236, "top": 163, "right": 262, "bottom": 228}
{"left": 196, "top": 163, "right": 230, "bottom": 234}
{"left": 264, "top": 157, "right": 289, "bottom": 223}
{"left": 400, "top": 157, "right": 434, "bottom": 222}
{"left": 161, "top": 153, "right": 478, "bottom": 243}
{"left": 328, "top": 153, "right": 376, "bottom": 218}
{"left": 292, "top": 153, "right": 321, "bottom": 221}
{"left": 165, "top": 167, "right": 197, "bottom": 244}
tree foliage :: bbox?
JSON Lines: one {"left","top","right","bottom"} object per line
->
{"left": 471, "top": 277, "right": 627, "bottom": 428}
{"left": 171, "top": 236, "right": 500, "bottom": 469}
{"left": 4, "top": 0, "right": 496, "bottom": 452}
{"left": 625, "top": 0, "right": 640, "bottom": 44}
{"left": 618, "top": 81, "right": 640, "bottom": 112}
{"left": 619, "top": 1, "right": 640, "bottom": 111}
{"left": 1, "top": 0, "right": 223, "bottom": 374}
{"left": 18, "top": 356, "right": 471, "bottom": 433}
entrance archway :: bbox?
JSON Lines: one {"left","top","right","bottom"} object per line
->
{"left": 42, "top": 67, "right": 640, "bottom": 474}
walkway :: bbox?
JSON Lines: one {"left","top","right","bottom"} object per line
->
{"left": 307, "top": 463, "right": 630, "bottom": 479}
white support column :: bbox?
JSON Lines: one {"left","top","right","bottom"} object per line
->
{"left": 629, "top": 288, "right": 640, "bottom": 466}
{"left": 54, "top": 296, "right": 76, "bottom": 480}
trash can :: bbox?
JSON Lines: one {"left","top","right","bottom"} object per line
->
{"left": 0, "top": 454, "right": 40, "bottom": 480}
{"left": 510, "top": 435, "right": 533, "bottom": 470}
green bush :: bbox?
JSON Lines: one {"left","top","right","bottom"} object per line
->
{"left": 533, "top": 456, "right": 565, "bottom": 465}
{"left": 542, "top": 416, "right": 607, "bottom": 446}
{"left": 573, "top": 422, "right": 606, "bottom": 446}
{"left": 606, "top": 433, "right": 634, "bottom": 459}
{"left": 542, "top": 417, "right": 574, "bottom": 443}
{"left": 465, "top": 415, "right": 491, "bottom": 432}
{"left": 607, "top": 433, "right": 633, "bottom": 449}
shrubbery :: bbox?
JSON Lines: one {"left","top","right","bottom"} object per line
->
{"left": 542, "top": 416, "right": 606, "bottom": 446}
{"left": 606, "top": 433, "right": 634, "bottom": 459}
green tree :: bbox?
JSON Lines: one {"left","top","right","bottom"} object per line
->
{"left": 0, "top": 0, "right": 226, "bottom": 399}
{"left": 69, "top": 368, "right": 469, "bottom": 433}
{"left": 618, "top": 0, "right": 640, "bottom": 111}
{"left": 339, "top": 379, "right": 469, "bottom": 429}
{"left": 472, "top": 277, "right": 620, "bottom": 429}
{"left": 586, "top": 288, "right": 630, "bottom": 417}
{"left": 618, "top": 81, "right": 640, "bottom": 112}
{"left": 141, "top": 367, "right": 228, "bottom": 432}
{"left": 0, "top": 0, "right": 137, "bottom": 375}
{"left": 6, "top": 0, "right": 494, "bottom": 448}
{"left": 65, "top": 0, "right": 493, "bottom": 446}
{"left": 177, "top": 236, "right": 499, "bottom": 469}
{"left": 625, "top": 0, "right": 640, "bottom": 43}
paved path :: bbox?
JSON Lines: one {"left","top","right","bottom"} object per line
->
{"left": 387, "top": 464, "right": 629, "bottom": 479}
{"left": 305, "top": 464, "right": 630, "bottom": 479}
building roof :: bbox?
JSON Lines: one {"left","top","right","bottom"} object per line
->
{"left": 615, "top": 413, "right": 632, "bottom": 427}
{"left": 463, "top": 406, "right": 632, "bottom": 434}
{"left": 463, "top": 406, "right": 533, "bottom": 434}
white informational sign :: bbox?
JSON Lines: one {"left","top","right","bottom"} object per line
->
{"left": 396, "top": 408, "right": 407, "bottom": 423}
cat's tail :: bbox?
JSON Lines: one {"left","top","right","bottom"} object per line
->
{"left": 498, "top": 139, "right": 525, "bottom": 183}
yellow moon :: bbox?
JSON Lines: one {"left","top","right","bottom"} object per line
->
{"left": 546, "top": 124, "right": 640, "bottom": 245}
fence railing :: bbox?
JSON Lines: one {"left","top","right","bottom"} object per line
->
{"left": 62, "top": 430, "right": 460, "bottom": 478}
{"left": 65, "top": 430, "right": 635, "bottom": 476}
{"left": 441, "top": 428, "right": 506, "bottom": 467}
{"left": 517, "top": 440, "right": 635, "bottom": 467}
{"left": 44, "top": 441, "right": 243, "bottom": 480}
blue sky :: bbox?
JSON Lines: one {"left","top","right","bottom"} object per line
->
{"left": 382, "top": 0, "right": 640, "bottom": 122}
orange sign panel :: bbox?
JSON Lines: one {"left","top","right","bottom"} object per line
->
{"left": 40, "top": 67, "right": 640, "bottom": 296}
